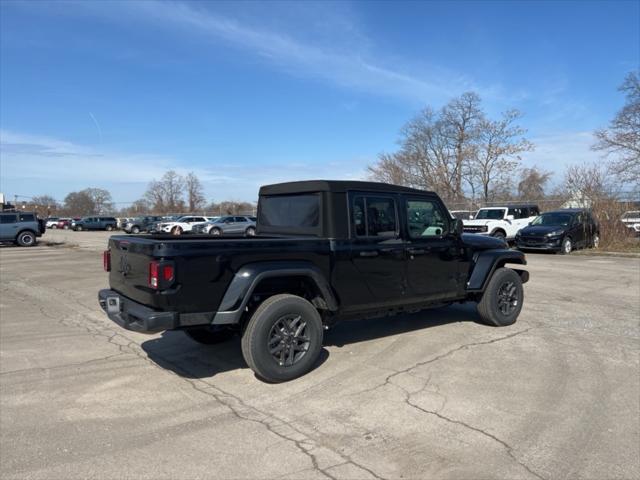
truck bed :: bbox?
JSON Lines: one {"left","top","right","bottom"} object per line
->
{"left": 107, "top": 234, "right": 332, "bottom": 315}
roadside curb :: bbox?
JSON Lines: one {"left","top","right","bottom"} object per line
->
{"left": 575, "top": 250, "right": 640, "bottom": 258}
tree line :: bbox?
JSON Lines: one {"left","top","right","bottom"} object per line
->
{"left": 24, "top": 172, "right": 255, "bottom": 217}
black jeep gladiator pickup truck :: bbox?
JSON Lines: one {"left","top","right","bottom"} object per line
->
{"left": 99, "top": 180, "right": 528, "bottom": 382}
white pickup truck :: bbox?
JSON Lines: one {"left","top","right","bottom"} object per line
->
{"left": 462, "top": 204, "right": 540, "bottom": 240}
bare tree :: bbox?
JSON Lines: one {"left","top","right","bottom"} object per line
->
{"left": 144, "top": 170, "right": 185, "bottom": 214}
{"left": 470, "top": 110, "right": 534, "bottom": 202}
{"left": 441, "top": 92, "right": 484, "bottom": 199}
{"left": 84, "top": 188, "right": 113, "bottom": 214}
{"left": 206, "top": 201, "right": 255, "bottom": 216}
{"left": 369, "top": 94, "right": 483, "bottom": 203}
{"left": 517, "top": 166, "right": 553, "bottom": 200}
{"left": 30, "top": 195, "right": 59, "bottom": 216}
{"left": 368, "top": 92, "right": 532, "bottom": 204}
{"left": 563, "top": 163, "right": 610, "bottom": 208}
{"left": 593, "top": 71, "right": 640, "bottom": 184}
{"left": 185, "top": 172, "right": 206, "bottom": 212}
{"left": 63, "top": 190, "right": 95, "bottom": 216}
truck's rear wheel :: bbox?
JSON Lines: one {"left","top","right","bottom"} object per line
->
{"left": 491, "top": 230, "right": 506, "bottom": 239}
{"left": 477, "top": 267, "right": 523, "bottom": 326}
{"left": 241, "top": 294, "right": 323, "bottom": 382}
{"left": 185, "top": 326, "right": 234, "bottom": 345}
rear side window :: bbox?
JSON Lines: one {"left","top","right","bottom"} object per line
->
{"left": 19, "top": 214, "right": 35, "bottom": 222}
{"left": 259, "top": 194, "right": 320, "bottom": 229}
{"left": 352, "top": 196, "right": 397, "bottom": 237}
{"left": 1, "top": 214, "right": 17, "bottom": 224}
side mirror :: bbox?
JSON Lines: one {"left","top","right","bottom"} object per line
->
{"left": 506, "top": 215, "right": 515, "bottom": 221}
{"left": 453, "top": 218, "right": 464, "bottom": 236}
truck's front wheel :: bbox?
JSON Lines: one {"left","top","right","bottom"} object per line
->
{"left": 477, "top": 267, "right": 523, "bottom": 326}
{"left": 241, "top": 294, "right": 323, "bottom": 382}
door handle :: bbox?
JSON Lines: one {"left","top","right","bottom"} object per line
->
{"left": 359, "top": 250, "right": 379, "bottom": 257}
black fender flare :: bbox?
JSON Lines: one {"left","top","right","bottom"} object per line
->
{"left": 466, "top": 249, "right": 528, "bottom": 292}
{"left": 213, "top": 261, "right": 337, "bottom": 325}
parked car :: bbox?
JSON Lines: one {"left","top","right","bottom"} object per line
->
{"left": 193, "top": 215, "right": 257, "bottom": 236}
{"left": 463, "top": 204, "right": 540, "bottom": 240}
{"left": 123, "top": 216, "right": 164, "bottom": 234}
{"left": 0, "top": 212, "right": 45, "bottom": 246}
{"left": 99, "top": 180, "right": 529, "bottom": 382}
{"left": 56, "top": 218, "right": 77, "bottom": 229}
{"left": 45, "top": 217, "right": 60, "bottom": 228}
{"left": 157, "top": 216, "right": 210, "bottom": 234}
{"left": 621, "top": 210, "right": 640, "bottom": 236}
{"left": 515, "top": 209, "right": 599, "bottom": 254}
{"left": 73, "top": 216, "right": 118, "bottom": 231}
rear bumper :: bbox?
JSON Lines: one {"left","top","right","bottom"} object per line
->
{"left": 98, "top": 289, "right": 179, "bottom": 333}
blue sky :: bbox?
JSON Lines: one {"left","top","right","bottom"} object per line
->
{"left": 1, "top": 0, "right": 638, "bottom": 205}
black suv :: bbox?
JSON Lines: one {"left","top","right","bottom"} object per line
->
{"left": 99, "top": 180, "right": 530, "bottom": 382}
{"left": 515, "top": 209, "right": 600, "bottom": 254}
{"left": 0, "top": 212, "right": 45, "bottom": 246}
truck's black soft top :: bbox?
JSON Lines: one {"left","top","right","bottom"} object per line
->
{"left": 259, "top": 180, "right": 435, "bottom": 196}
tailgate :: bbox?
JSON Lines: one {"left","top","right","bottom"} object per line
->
{"left": 108, "top": 237, "right": 159, "bottom": 308}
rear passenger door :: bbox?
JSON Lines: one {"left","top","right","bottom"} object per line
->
{"left": 349, "top": 193, "right": 407, "bottom": 305}
{"left": 0, "top": 213, "right": 18, "bottom": 240}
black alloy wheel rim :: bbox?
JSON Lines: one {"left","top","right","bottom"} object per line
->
{"left": 268, "top": 314, "right": 310, "bottom": 367}
{"left": 497, "top": 281, "right": 518, "bottom": 315}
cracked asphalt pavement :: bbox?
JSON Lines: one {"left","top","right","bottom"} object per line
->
{"left": 1, "top": 230, "right": 639, "bottom": 479}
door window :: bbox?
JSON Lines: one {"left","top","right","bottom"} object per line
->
{"left": 0, "top": 214, "right": 17, "bottom": 224}
{"left": 352, "top": 196, "right": 397, "bottom": 237}
{"left": 19, "top": 214, "right": 35, "bottom": 222}
{"left": 406, "top": 199, "right": 449, "bottom": 238}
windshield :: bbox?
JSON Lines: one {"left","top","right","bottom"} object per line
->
{"left": 475, "top": 209, "right": 505, "bottom": 220}
{"left": 213, "top": 217, "right": 229, "bottom": 223}
{"left": 531, "top": 213, "right": 573, "bottom": 227}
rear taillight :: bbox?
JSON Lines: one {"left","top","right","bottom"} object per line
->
{"left": 103, "top": 250, "right": 111, "bottom": 271}
{"left": 149, "top": 260, "right": 175, "bottom": 289}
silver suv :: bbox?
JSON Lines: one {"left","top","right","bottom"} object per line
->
{"left": 195, "top": 215, "right": 257, "bottom": 236}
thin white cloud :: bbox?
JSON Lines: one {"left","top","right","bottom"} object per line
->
{"left": 0, "top": 130, "right": 368, "bottom": 203}
{"left": 521, "top": 131, "right": 602, "bottom": 177}
{"left": 30, "top": 0, "right": 504, "bottom": 104}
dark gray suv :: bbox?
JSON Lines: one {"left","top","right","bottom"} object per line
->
{"left": 72, "top": 216, "right": 118, "bottom": 231}
{"left": 0, "top": 212, "right": 45, "bottom": 246}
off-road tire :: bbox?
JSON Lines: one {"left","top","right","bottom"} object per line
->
{"left": 185, "top": 326, "right": 235, "bottom": 345}
{"left": 491, "top": 230, "right": 506, "bottom": 239}
{"left": 560, "top": 237, "right": 572, "bottom": 255}
{"left": 477, "top": 267, "right": 523, "bottom": 327}
{"left": 241, "top": 294, "right": 323, "bottom": 382}
{"left": 16, "top": 231, "right": 36, "bottom": 247}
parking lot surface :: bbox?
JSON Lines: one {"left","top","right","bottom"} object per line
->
{"left": 1, "top": 230, "right": 639, "bottom": 479}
